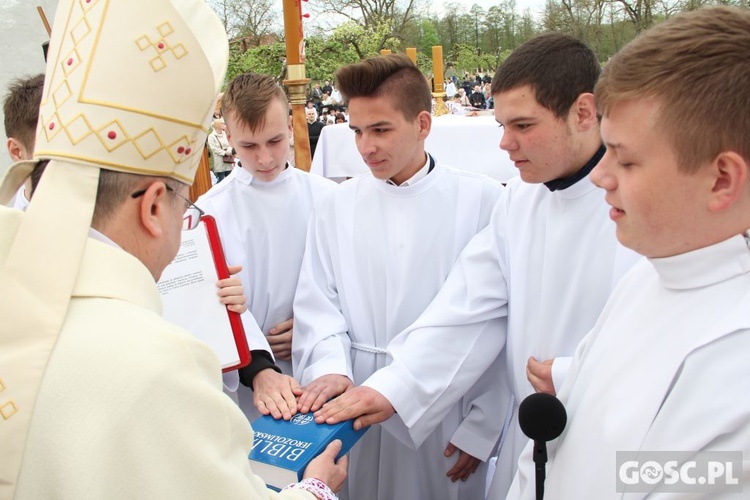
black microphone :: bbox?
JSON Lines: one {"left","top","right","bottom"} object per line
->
{"left": 518, "top": 393, "right": 567, "bottom": 500}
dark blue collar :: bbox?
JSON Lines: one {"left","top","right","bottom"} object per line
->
{"left": 544, "top": 144, "right": 606, "bottom": 192}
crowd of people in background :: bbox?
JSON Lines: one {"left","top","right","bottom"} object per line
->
{"left": 444, "top": 73, "right": 494, "bottom": 110}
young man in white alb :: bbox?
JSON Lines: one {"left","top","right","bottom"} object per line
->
{"left": 510, "top": 7, "right": 750, "bottom": 497}
{"left": 197, "top": 72, "right": 338, "bottom": 421}
{"left": 293, "top": 54, "right": 507, "bottom": 500}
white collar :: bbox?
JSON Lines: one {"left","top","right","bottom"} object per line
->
{"left": 649, "top": 231, "right": 750, "bottom": 290}
{"left": 89, "top": 227, "right": 122, "bottom": 249}
{"left": 385, "top": 154, "right": 431, "bottom": 187}
{"left": 234, "top": 163, "right": 294, "bottom": 186}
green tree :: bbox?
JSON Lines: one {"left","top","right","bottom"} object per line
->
{"left": 305, "top": 35, "right": 360, "bottom": 81}
{"left": 516, "top": 9, "right": 538, "bottom": 47}
{"left": 452, "top": 43, "right": 497, "bottom": 75}
{"left": 328, "top": 20, "right": 398, "bottom": 59}
{"left": 228, "top": 42, "right": 286, "bottom": 82}
{"left": 418, "top": 19, "right": 441, "bottom": 55}
{"left": 469, "top": 4, "right": 486, "bottom": 49}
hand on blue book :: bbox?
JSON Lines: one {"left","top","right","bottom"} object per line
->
{"left": 298, "top": 374, "right": 353, "bottom": 414}
{"left": 314, "top": 385, "right": 395, "bottom": 430}
{"left": 249, "top": 412, "right": 365, "bottom": 491}
{"left": 303, "top": 439, "right": 348, "bottom": 493}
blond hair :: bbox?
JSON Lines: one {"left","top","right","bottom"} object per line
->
{"left": 221, "top": 73, "right": 288, "bottom": 133}
{"left": 596, "top": 7, "right": 750, "bottom": 173}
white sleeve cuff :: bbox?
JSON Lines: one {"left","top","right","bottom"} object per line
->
{"left": 551, "top": 356, "right": 573, "bottom": 394}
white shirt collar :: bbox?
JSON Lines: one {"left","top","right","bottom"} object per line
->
{"left": 385, "top": 154, "right": 431, "bottom": 187}
{"left": 649, "top": 231, "right": 750, "bottom": 290}
{"left": 235, "top": 162, "right": 293, "bottom": 186}
{"left": 89, "top": 227, "right": 122, "bottom": 249}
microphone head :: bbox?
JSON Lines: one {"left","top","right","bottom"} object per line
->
{"left": 518, "top": 393, "right": 567, "bottom": 442}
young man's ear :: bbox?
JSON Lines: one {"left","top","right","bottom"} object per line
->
{"left": 417, "top": 110, "right": 432, "bottom": 140}
{"left": 707, "top": 151, "right": 749, "bottom": 213}
{"left": 571, "top": 93, "right": 597, "bottom": 132}
{"left": 7, "top": 137, "right": 31, "bottom": 162}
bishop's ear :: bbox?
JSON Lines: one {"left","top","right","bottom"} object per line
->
{"left": 137, "top": 181, "right": 171, "bottom": 238}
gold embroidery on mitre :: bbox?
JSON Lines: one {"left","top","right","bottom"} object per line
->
{"left": 79, "top": 0, "right": 102, "bottom": 14}
{"left": 52, "top": 79, "right": 74, "bottom": 110}
{"left": 0, "top": 378, "right": 18, "bottom": 421}
{"left": 62, "top": 113, "right": 95, "bottom": 145}
{"left": 0, "top": 402, "right": 18, "bottom": 421}
{"left": 136, "top": 22, "right": 188, "bottom": 73}
{"left": 36, "top": 0, "right": 211, "bottom": 181}
{"left": 70, "top": 14, "right": 92, "bottom": 44}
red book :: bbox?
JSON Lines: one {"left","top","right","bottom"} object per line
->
{"left": 158, "top": 215, "right": 251, "bottom": 372}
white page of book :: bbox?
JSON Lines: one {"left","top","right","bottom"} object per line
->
{"left": 157, "top": 224, "right": 240, "bottom": 369}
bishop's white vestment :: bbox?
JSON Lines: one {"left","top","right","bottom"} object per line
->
{"left": 509, "top": 232, "right": 750, "bottom": 499}
{"left": 293, "top": 163, "right": 507, "bottom": 500}
{"left": 197, "top": 165, "right": 338, "bottom": 418}
{"left": 2, "top": 208, "right": 315, "bottom": 500}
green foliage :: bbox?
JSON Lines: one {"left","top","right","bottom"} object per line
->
{"left": 226, "top": 20, "right": 398, "bottom": 87}
{"left": 418, "top": 19, "right": 441, "bottom": 55}
{"left": 230, "top": 42, "right": 286, "bottom": 82}
{"left": 218, "top": 0, "right": 750, "bottom": 88}
{"left": 329, "top": 20, "right": 399, "bottom": 59}
{"left": 451, "top": 43, "right": 498, "bottom": 75}
{"left": 225, "top": 45, "right": 247, "bottom": 86}
{"left": 305, "top": 35, "right": 359, "bottom": 82}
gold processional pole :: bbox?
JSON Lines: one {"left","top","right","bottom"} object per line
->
{"left": 432, "top": 46, "right": 448, "bottom": 116}
{"left": 189, "top": 95, "right": 222, "bottom": 201}
{"left": 188, "top": 147, "right": 213, "bottom": 202}
{"left": 406, "top": 48, "right": 417, "bottom": 65}
{"left": 282, "top": 0, "right": 312, "bottom": 172}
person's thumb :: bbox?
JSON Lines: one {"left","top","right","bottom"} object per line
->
{"left": 322, "top": 439, "right": 343, "bottom": 460}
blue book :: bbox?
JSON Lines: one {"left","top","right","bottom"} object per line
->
{"left": 249, "top": 412, "right": 369, "bottom": 491}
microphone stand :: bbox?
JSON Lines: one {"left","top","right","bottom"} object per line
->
{"left": 519, "top": 392, "right": 566, "bottom": 500}
{"left": 533, "top": 440, "right": 547, "bottom": 500}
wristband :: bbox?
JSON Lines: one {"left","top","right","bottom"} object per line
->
{"left": 283, "top": 477, "right": 338, "bottom": 500}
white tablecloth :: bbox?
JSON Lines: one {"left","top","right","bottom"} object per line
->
{"left": 310, "top": 114, "right": 518, "bottom": 183}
